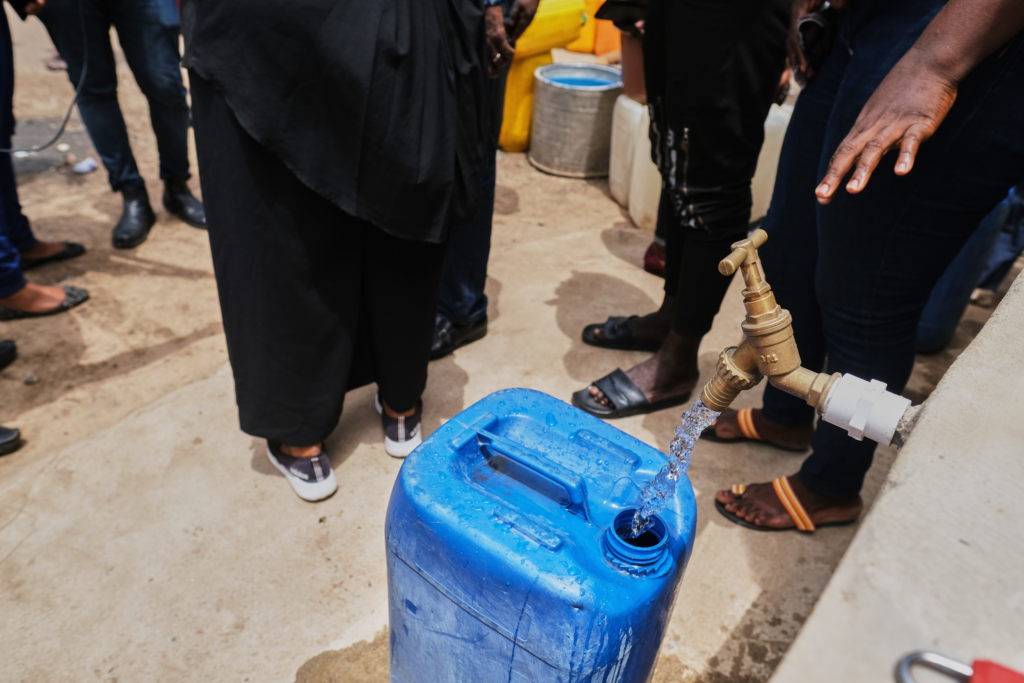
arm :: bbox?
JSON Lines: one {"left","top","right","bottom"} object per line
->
{"left": 6, "top": 0, "right": 43, "bottom": 20}
{"left": 816, "top": 0, "right": 1024, "bottom": 204}
{"left": 507, "top": 0, "right": 539, "bottom": 43}
{"left": 484, "top": 3, "right": 514, "bottom": 78}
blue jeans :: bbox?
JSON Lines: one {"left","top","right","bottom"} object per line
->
{"left": 759, "top": 0, "right": 1024, "bottom": 498}
{"left": 977, "top": 185, "right": 1024, "bottom": 292}
{"left": 0, "top": 9, "right": 36, "bottom": 298}
{"left": 915, "top": 199, "right": 1008, "bottom": 353}
{"left": 436, "top": 78, "right": 501, "bottom": 325}
{"left": 41, "top": 0, "right": 190, "bottom": 191}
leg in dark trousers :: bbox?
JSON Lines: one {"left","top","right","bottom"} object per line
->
{"left": 431, "top": 70, "right": 506, "bottom": 359}
{"left": 718, "top": 0, "right": 1024, "bottom": 530}
{"left": 574, "top": 0, "right": 789, "bottom": 416}
{"left": 190, "top": 73, "right": 446, "bottom": 447}
{"left": 0, "top": 8, "right": 89, "bottom": 310}
{"left": 41, "top": 0, "right": 145, "bottom": 191}
{"left": 111, "top": 0, "right": 191, "bottom": 181}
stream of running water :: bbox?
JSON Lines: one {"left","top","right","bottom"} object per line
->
{"left": 630, "top": 398, "right": 721, "bottom": 538}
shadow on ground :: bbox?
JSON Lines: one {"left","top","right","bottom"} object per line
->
{"left": 547, "top": 270, "right": 657, "bottom": 384}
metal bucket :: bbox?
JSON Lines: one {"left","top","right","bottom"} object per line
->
{"left": 528, "top": 64, "right": 623, "bottom": 178}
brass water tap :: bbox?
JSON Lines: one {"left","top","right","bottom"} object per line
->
{"left": 699, "top": 229, "right": 839, "bottom": 415}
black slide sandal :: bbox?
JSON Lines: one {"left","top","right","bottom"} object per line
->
{"left": 582, "top": 316, "right": 662, "bottom": 352}
{"left": 572, "top": 368, "right": 691, "bottom": 419}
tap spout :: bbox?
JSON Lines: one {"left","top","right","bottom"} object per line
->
{"left": 698, "top": 349, "right": 838, "bottom": 416}
{"left": 699, "top": 340, "right": 762, "bottom": 412}
{"left": 697, "top": 229, "right": 914, "bottom": 447}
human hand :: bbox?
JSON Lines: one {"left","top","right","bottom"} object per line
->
{"left": 507, "top": 0, "right": 540, "bottom": 43}
{"left": 485, "top": 5, "right": 515, "bottom": 78}
{"left": 815, "top": 52, "right": 958, "bottom": 204}
{"left": 24, "top": 0, "right": 45, "bottom": 15}
{"left": 776, "top": 60, "right": 792, "bottom": 105}
{"left": 618, "top": 19, "right": 644, "bottom": 40}
{"left": 788, "top": 0, "right": 826, "bottom": 79}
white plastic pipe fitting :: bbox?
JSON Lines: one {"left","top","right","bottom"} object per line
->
{"left": 821, "top": 374, "right": 912, "bottom": 446}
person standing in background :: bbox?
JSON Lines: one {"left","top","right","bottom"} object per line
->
{"left": 431, "top": 0, "right": 538, "bottom": 359}
{"left": 714, "top": 0, "right": 1024, "bottom": 532}
{"left": 971, "top": 183, "right": 1024, "bottom": 308}
{"left": 182, "top": 0, "right": 489, "bottom": 501}
{"left": 572, "top": 0, "right": 791, "bottom": 418}
{"left": 37, "top": 0, "right": 205, "bottom": 249}
{"left": 0, "top": 0, "right": 88, "bottom": 321}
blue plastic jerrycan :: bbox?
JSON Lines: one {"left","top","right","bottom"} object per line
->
{"left": 385, "top": 388, "right": 697, "bottom": 682}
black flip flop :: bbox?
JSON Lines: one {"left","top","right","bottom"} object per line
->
{"left": 20, "top": 241, "right": 86, "bottom": 270}
{"left": 0, "top": 285, "right": 89, "bottom": 321}
{"left": 582, "top": 316, "right": 662, "bottom": 352}
{"left": 571, "top": 368, "right": 691, "bottom": 419}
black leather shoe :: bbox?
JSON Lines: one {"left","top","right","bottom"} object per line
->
{"left": 112, "top": 186, "right": 156, "bottom": 249}
{"left": 0, "top": 339, "right": 15, "bottom": 371}
{"left": 0, "top": 425, "right": 21, "bottom": 456}
{"left": 430, "top": 313, "right": 487, "bottom": 360}
{"left": 163, "top": 179, "right": 206, "bottom": 229}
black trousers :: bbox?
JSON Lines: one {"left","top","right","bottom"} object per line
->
{"left": 645, "top": 0, "right": 789, "bottom": 338}
{"left": 190, "top": 73, "right": 447, "bottom": 446}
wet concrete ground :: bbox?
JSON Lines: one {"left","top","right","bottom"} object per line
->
{"left": 0, "top": 10, "right": 1016, "bottom": 683}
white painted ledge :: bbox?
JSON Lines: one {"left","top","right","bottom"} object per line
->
{"left": 770, "top": 273, "right": 1024, "bottom": 682}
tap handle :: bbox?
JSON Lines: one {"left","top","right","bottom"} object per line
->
{"left": 719, "top": 228, "right": 768, "bottom": 276}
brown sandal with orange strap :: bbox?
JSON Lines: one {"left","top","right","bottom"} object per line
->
{"left": 714, "top": 476, "right": 858, "bottom": 533}
{"left": 700, "top": 408, "right": 808, "bottom": 452}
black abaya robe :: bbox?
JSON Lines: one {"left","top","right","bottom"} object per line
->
{"left": 181, "top": 0, "right": 488, "bottom": 241}
{"left": 180, "top": 1, "right": 489, "bottom": 446}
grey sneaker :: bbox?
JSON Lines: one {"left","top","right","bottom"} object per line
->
{"left": 375, "top": 395, "right": 423, "bottom": 458}
{"left": 266, "top": 441, "right": 338, "bottom": 501}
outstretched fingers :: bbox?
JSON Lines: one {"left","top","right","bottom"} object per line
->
{"left": 895, "top": 124, "right": 927, "bottom": 174}
{"left": 815, "top": 123, "right": 915, "bottom": 204}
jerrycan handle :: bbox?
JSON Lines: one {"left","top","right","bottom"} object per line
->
{"left": 453, "top": 414, "right": 591, "bottom": 521}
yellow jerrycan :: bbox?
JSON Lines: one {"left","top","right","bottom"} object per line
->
{"left": 499, "top": 0, "right": 586, "bottom": 153}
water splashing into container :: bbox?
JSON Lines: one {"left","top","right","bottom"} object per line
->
{"left": 631, "top": 398, "right": 720, "bottom": 538}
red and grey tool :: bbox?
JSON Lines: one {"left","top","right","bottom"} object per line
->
{"left": 897, "top": 651, "right": 1024, "bottom": 683}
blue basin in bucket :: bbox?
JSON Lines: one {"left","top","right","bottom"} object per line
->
{"left": 386, "top": 388, "right": 697, "bottom": 682}
{"left": 536, "top": 63, "right": 623, "bottom": 91}
{"left": 529, "top": 65, "right": 623, "bottom": 178}
{"left": 547, "top": 76, "right": 615, "bottom": 88}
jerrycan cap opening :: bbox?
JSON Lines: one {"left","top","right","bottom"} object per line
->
{"left": 604, "top": 509, "right": 673, "bottom": 578}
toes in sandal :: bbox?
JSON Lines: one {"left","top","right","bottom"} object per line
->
{"left": 571, "top": 368, "right": 691, "bottom": 419}
{"left": 581, "top": 316, "right": 662, "bottom": 352}
{"left": 700, "top": 408, "right": 808, "bottom": 452}
{"left": 0, "top": 285, "right": 90, "bottom": 321}
{"left": 715, "top": 476, "right": 858, "bottom": 533}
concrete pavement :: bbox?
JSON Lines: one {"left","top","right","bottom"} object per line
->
{"left": 0, "top": 10, "right": 1003, "bottom": 682}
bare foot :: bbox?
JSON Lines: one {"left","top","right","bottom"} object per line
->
{"left": 716, "top": 474, "right": 862, "bottom": 530}
{"left": 0, "top": 283, "right": 66, "bottom": 312}
{"left": 588, "top": 331, "right": 700, "bottom": 408}
{"left": 381, "top": 399, "right": 417, "bottom": 419}
{"left": 591, "top": 294, "right": 675, "bottom": 344}
{"left": 21, "top": 241, "right": 67, "bottom": 260}
{"left": 282, "top": 443, "right": 323, "bottom": 458}
{"left": 709, "top": 409, "right": 812, "bottom": 450}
